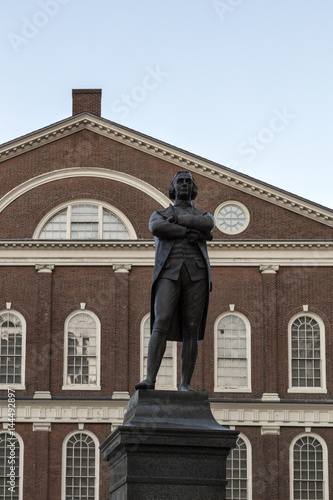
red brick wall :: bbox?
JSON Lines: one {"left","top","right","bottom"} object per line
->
{"left": 0, "top": 130, "right": 332, "bottom": 240}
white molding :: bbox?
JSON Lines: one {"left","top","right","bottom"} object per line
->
{"left": 35, "top": 264, "right": 54, "bottom": 273}
{"left": 2, "top": 239, "right": 333, "bottom": 267}
{"left": 261, "top": 393, "right": 280, "bottom": 402}
{"left": 1, "top": 113, "right": 333, "bottom": 226}
{"left": 61, "top": 429, "right": 100, "bottom": 500}
{"left": 211, "top": 401, "right": 333, "bottom": 427}
{"left": 33, "top": 391, "right": 52, "bottom": 399}
{"left": 0, "top": 400, "right": 332, "bottom": 428}
{"left": 0, "top": 168, "right": 170, "bottom": 214}
{"left": 261, "top": 426, "right": 280, "bottom": 435}
{"left": 111, "top": 391, "right": 130, "bottom": 400}
{"left": 33, "top": 422, "right": 51, "bottom": 431}
{"left": 259, "top": 264, "right": 279, "bottom": 274}
{"left": 112, "top": 264, "right": 132, "bottom": 273}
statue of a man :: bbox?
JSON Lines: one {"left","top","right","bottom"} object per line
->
{"left": 136, "top": 170, "right": 215, "bottom": 391}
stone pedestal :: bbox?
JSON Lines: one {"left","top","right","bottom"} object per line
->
{"left": 100, "top": 390, "right": 238, "bottom": 500}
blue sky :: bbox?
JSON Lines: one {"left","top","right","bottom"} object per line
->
{"left": 1, "top": 0, "right": 333, "bottom": 208}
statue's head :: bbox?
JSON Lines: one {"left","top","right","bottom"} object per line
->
{"left": 168, "top": 170, "right": 198, "bottom": 201}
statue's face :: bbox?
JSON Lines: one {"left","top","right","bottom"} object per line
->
{"left": 174, "top": 173, "right": 193, "bottom": 200}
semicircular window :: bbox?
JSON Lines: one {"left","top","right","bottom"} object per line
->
{"left": 37, "top": 203, "right": 132, "bottom": 240}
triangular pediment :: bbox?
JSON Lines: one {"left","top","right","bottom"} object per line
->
{"left": 1, "top": 112, "right": 333, "bottom": 227}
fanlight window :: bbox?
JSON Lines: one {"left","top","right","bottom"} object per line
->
{"left": 38, "top": 203, "right": 131, "bottom": 240}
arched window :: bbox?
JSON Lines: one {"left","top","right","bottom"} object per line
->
{"left": 140, "top": 314, "right": 177, "bottom": 390}
{"left": 62, "top": 431, "right": 99, "bottom": 500}
{"left": 226, "top": 434, "right": 252, "bottom": 500}
{"left": 291, "top": 434, "right": 328, "bottom": 500}
{"left": 288, "top": 314, "right": 326, "bottom": 393}
{"left": 63, "top": 311, "right": 101, "bottom": 390}
{"left": 0, "top": 431, "right": 24, "bottom": 500}
{"left": 214, "top": 313, "right": 251, "bottom": 392}
{"left": 34, "top": 200, "right": 136, "bottom": 240}
{"left": 0, "top": 311, "right": 26, "bottom": 389}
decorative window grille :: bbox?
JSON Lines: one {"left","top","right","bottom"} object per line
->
{"left": 64, "top": 433, "right": 98, "bottom": 500}
{"left": 291, "top": 316, "right": 322, "bottom": 388}
{"left": 293, "top": 436, "right": 325, "bottom": 500}
{"left": 0, "top": 313, "right": 24, "bottom": 387}
{"left": 226, "top": 437, "right": 249, "bottom": 500}
{"left": 215, "top": 202, "right": 250, "bottom": 235}
{"left": 38, "top": 203, "right": 130, "bottom": 240}
{"left": 0, "top": 432, "right": 22, "bottom": 500}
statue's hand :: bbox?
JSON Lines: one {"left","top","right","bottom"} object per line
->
{"left": 186, "top": 229, "right": 206, "bottom": 243}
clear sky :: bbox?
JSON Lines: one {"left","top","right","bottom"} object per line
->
{"left": 1, "top": 0, "right": 333, "bottom": 208}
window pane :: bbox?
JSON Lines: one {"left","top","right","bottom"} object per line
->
{"left": 0, "top": 313, "right": 22, "bottom": 385}
{"left": 293, "top": 437, "right": 324, "bottom": 499}
{"left": 217, "top": 315, "right": 248, "bottom": 389}
{"left": 39, "top": 208, "right": 67, "bottom": 239}
{"left": 65, "top": 433, "right": 96, "bottom": 500}
{"left": 67, "top": 313, "right": 98, "bottom": 386}
{"left": 291, "top": 317, "right": 322, "bottom": 387}
{"left": 0, "top": 433, "right": 20, "bottom": 500}
{"left": 103, "top": 209, "right": 130, "bottom": 239}
{"left": 38, "top": 204, "right": 131, "bottom": 240}
{"left": 226, "top": 437, "right": 248, "bottom": 500}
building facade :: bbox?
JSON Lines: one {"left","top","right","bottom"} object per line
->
{"left": 0, "top": 89, "right": 332, "bottom": 499}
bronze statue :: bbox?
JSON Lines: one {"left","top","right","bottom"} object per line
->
{"left": 136, "top": 170, "right": 215, "bottom": 391}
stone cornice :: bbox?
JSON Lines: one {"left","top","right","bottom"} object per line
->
{"left": 0, "top": 239, "right": 333, "bottom": 267}
{"left": 1, "top": 113, "right": 333, "bottom": 226}
{"left": 0, "top": 399, "right": 332, "bottom": 428}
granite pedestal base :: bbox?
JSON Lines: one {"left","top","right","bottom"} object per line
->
{"left": 100, "top": 390, "right": 238, "bottom": 500}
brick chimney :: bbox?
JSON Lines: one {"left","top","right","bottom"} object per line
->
{"left": 72, "top": 89, "right": 102, "bottom": 116}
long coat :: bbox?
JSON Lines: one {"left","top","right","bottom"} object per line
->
{"left": 149, "top": 204, "right": 214, "bottom": 341}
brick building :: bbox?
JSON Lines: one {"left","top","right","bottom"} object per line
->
{"left": 0, "top": 89, "right": 332, "bottom": 499}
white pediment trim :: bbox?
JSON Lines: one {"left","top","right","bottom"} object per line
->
{"left": 1, "top": 113, "right": 333, "bottom": 226}
{"left": 0, "top": 167, "right": 170, "bottom": 213}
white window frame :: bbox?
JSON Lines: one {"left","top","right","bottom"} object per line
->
{"left": 288, "top": 312, "right": 327, "bottom": 393}
{"left": 290, "top": 433, "right": 329, "bottom": 500}
{"left": 0, "top": 431, "right": 24, "bottom": 500}
{"left": 0, "top": 309, "right": 26, "bottom": 390}
{"left": 61, "top": 430, "right": 100, "bottom": 500}
{"left": 214, "top": 200, "right": 250, "bottom": 235}
{"left": 63, "top": 310, "right": 101, "bottom": 391}
{"left": 33, "top": 199, "right": 137, "bottom": 239}
{"left": 214, "top": 312, "right": 252, "bottom": 392}
{"left": 226, "top": 433, "right": 252, "bottom": 500}
{"left": 140, "top": 314, "right": 177, "bottom": 390}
